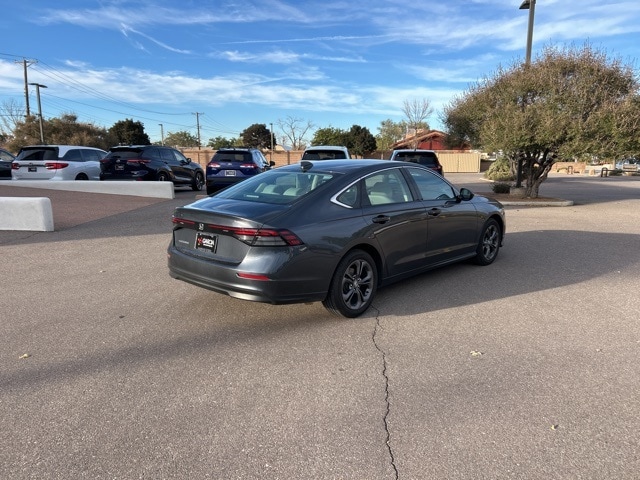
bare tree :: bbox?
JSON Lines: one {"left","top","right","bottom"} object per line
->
{"left": 0, "top": 99, "right": 26, "bottom": 140}
{"left": 402, "top": 98, "right": 434, "bottom": 148}
{"left": 276, "top": 116, "right": 314, "bottom": 150}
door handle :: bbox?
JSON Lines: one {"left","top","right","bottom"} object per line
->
{"left": 372, "top": 215, "right": 391, "bottom": 224}
{"left": 427, "top": 208, "right": 442, "bottom": 217}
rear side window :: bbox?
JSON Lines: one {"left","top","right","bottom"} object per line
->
{"left": 82, "top": 149, "right": 105, "bottom": 161}
{"left": 62, "top": 149, "right": 83, "bottom": 161}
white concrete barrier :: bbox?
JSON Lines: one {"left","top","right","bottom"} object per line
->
{"left": 0, "top": 197, "right": 54, "bottom": 231}
{"left": 0, "top": 180, "right": 175, "bottom": 199}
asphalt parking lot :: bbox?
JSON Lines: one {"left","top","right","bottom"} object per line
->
{"left": 1, "top": 173, "right": 639, "bottom": 479}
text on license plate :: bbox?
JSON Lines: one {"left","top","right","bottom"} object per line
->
{"left": 224, "top": 170, "right": 236, "bottom": 176}
{"left": 28, "top": 166, "right": 38, "bottom": 172}
{"left": 195, "top": 233, "right": 217, "bottom": 252}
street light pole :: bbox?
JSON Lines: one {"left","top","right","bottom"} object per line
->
{"left": 28, "top": 83, "right": 47, "bottom": 143}
{"left": 515, "top": 0, "right": 536, "bottom": 188}
{"left": 520, "top": 0, "right": 536, "bottom": 66}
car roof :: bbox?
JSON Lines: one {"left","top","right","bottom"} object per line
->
{"left": 304, "top": 145, "right": 348, "bottom": 151}
{"left": 392, "top": 149, "right": 437, "bottom": 154}
{"left": 18, "top": 145, "right": 107, "bottom": 155}
{"left": 281, "top": 158, "right": 413, "bottom": 175}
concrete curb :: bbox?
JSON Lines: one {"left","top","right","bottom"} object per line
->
{"left": 0, "top": 180, "right": 175, "bottom": 199}
{"left": 499, "top": 199, "right": 574, "bottom": 207}
{"left": 0, "top": 197, "right": 54, "bottom": 231}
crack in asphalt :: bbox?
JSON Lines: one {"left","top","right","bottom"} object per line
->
{"left": 372, "top": 307, "right": 399, "bottom": 480}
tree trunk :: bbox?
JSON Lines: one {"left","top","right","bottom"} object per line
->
{"left": 523, "top": 151, "right": 554, "bottom": 198}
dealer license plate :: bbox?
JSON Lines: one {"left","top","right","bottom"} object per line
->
{"left": 195, "top": 233, "right": 217, "bottom": 252}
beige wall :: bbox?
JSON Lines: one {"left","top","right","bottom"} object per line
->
{"left": 181, "top": 149, "right": 482, "bottom": 173}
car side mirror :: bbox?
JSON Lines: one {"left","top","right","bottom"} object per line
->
{"left": 269, "top": 161, "right": 276, "bottom": 167}
{"left": 458, "top": 187, "right": 474, "bottom": 202}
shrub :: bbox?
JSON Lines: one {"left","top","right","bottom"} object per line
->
{"left": 484, "top": 156, "right": 514, "bottom": 182}
{"left": 492, "top": 182, "right": 511, "bottom": 194}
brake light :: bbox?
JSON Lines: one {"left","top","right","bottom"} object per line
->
{"left": 171, "top": 218, "right": 303, "bottom": 246}
{"left": 207, "top": 162, "right": 221, "bottom": 168}
{"left": 11, "top": 163, "right": 19, "bottom": 170}
{"left": 45, "top": 162, "right": 69, "bottom": 170}
{"left": 126, "top": 159, "right": 150, "bottom": 165}
{"left": 240, "top": 163, "right": 259, "bottom": 170}
{"left": 172, "top": 217, "right": 196, "bottom": 226}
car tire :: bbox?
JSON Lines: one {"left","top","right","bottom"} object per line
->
{"left": 192, "top": 172, "right": 204, "bottom": 191}
{"left": 322, "top": 249, "right": 377, "bottom": 318}
{"left": 474, "top": 219, "right": 501, "bottom": 266}
{"left": 157, "top": 172, "right": 169, "bottom": 182}
{"left": 75, "top": 173, "right": 89, "bottom": 180}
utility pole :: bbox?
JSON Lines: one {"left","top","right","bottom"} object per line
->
{"left": 158, "top": 123, "right": 165, "bottom": 145}
{"left": 270, "top": 122, "right": 274, "bottom": 162}
{"left": 15, "top": 58, "right": 37, "bottom": 117}
{"left": 29, "top": 83, "right": 47, "bottom": 143}
{"left": 193, "top": 112, "right": 204, "bottom": 149}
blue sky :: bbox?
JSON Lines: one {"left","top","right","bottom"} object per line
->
{"left": 1, "top": 0, "right": 639, "bottom": 146}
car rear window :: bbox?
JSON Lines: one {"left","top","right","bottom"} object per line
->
{"left": 106, "top": 149, "right": 144, "bottom": 159}
{"left": 215, "top": 171, "right": 335, "bottom": 204}
{"left": 394, "top": 152, "right": 439, "bottom": 167}
{"left": 17, "top": 147, "right": 60, "bottom": 161}
{"left": 213, "top": 152, "right": 252, "bottom": 162}
{"left": 302, "top": 150, "right": 347, "bottom": 160}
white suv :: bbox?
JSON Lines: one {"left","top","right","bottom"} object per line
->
{"left": 12, "top": 145, "right": 107, "bottom": 181}
{"left": 301, "top": 145, "right": 350, "bottom": 160}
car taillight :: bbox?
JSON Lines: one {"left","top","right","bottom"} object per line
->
{"left": 207, "top": 162, "right": 221, "bottom": 169}
{"left": 11, "top": 163, "right": 19, "bottom": 170}
{"left": 45, "top": 162, "right": 69, "bottom": 170}
{"left": 171, "top": 218, "right": 303, "bottom": 247}
{"left": 240, "top": 163, "right": 259, "bottom": 170}
{"left": 126, "top": 159, "right": 150, "bottom": 165}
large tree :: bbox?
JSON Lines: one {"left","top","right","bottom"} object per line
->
{"left": 164, "top": 130, "right": 199, "bottom": 147}
{"left": 5, "top": 113, "right": 113, "bottom": 151}
{"left": 348, "top": 125, "right": 377, "bottom": 157}
{"left": 207, "top": 135, "right": 237, "bottom": 149}
{"left": 241, "top": 123, "right": 273, "bottom": 149}
{"left": 443, "top": 44, "right": 640, "bottom": 197}
{"left": 109, "top": 118, "right": 150, "bottom": 145}
{"left": 311, "top": 126, "right": 349, "bottom": 147}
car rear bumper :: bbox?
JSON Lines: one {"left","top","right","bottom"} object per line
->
{"left": 167, "top": 245, "right": 329, "bottom": 305}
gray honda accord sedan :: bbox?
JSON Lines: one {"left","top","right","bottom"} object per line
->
{"left": 168, "top": 159, "right": 505, "bottom": 317}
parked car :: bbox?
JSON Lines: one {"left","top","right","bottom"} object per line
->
{"left": 389, "top": 149, "right": 444, "bottom": 176}
{"left": 100, "top": 145, "right": 204, "bottom": 191}
{"left": 11, "top": 145, "right": 107, "bottom": 181}
{"left": 0, "top": 148, "right": 15, "bottom": 179}
{"left": 301, "top": 145, "right": 351, "bottom": 160}
{"left": 205, "top": 147, "right": 274, "bottom": 195}
{"left": 168, "top": 159, "right": 505, "bottom": 318}
{"left": 615, "top": 157, "right": 639, "bottom": 171}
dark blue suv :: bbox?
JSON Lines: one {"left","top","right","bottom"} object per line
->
{"left": 206, "top": 148, "right": 275, "bottom": 195}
